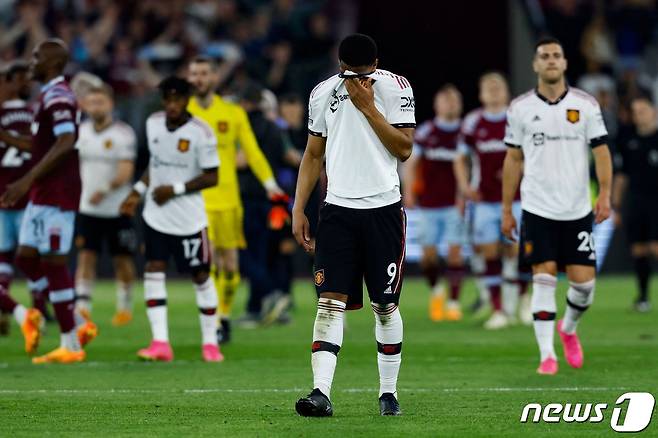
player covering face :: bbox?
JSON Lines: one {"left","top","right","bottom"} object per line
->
{"left": 502, "top": 38, "right": 612, "bottom": 375}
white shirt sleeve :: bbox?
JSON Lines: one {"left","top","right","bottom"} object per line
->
{"left": 197, "top": 130, "right": 220, "bottom": 170}
{"left": 117, "top": 126, "right": 137, "bottom": 160}
{"left": 504, "top": 105, "right": 523, "bottom": 148}
{"left": 385, "top": 78, "right": 416, "bottom": 127}
{"left": 585, "top": 101, "right": 608, "bottom": 146}
{"left": 308, "top": 86, "right": 327, "bottom": 138}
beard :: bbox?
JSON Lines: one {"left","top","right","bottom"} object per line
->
{"left": 541, "top": 72, "right": 563, "bottom": 85}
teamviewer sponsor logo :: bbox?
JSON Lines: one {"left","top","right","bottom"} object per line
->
{"left": 520, "top": 392, "right": 655, "bottom": 433}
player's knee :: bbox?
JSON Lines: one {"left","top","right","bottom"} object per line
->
{"left": 191, "top": 268, "right": 210, "bottom": 285}
{"left": 145, "top": 261, "right": 167, "bottom": 273}
{"left": 319, "top": 292, "right": 348, "bottom": 303}
{"left": 533, "top": 262, "right": 557, "bottom": 276}
{"left": 371, "top": 302, "right": 400, "bottom": 325}
{"left": 631, "top": 243, "right": 650, "bottom": 258}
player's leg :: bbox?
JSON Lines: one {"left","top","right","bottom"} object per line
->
{"left": 296, "top": 204, "right": 357, "bottom": 417}
{"left": 626, "top": 199, "right": 651, "bottom": 310}
{"left": 501, "top": 242, "right": 520, "bottom": 323}
{"left": 363, "top": 202, "right": 406, "bottom": 416}
{"left": 630, "top": 243, "right": 651, "bottom": 311}
{"left": 216, "top": 247, "right": 240, "bottom": 342}
{"left": 520, "top": 210, "right": 561, "bottom": 374}
{"left": 109, "top": 216, "right": 138, "bottom": 326}
{"left": 137, "top": 224, "right": 172, "bottom": 362}
{"left": 0, "top": 209, "right": 20, "bottom": 336}
{"left": 185, "top": 228, "right": 222, "bottom": 362}
{"left": 444, "top": 207, "right": 466, "bottom": 321}
{"left": 74, "top": 249, "right": 97, "bottom": 316}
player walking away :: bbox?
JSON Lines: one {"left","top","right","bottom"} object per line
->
{"left": 403, "top": 84, "right": 466, "bottom": 322}
{"left": 293, "top": 34, "right": 415, "bottom": 417}
{"left": 455, "top": 72, "right": 531, "bottom": 330}
{"left": 612, "top": 95, "right": 658, "bottom": 313}
{"left": 120, "top": 77, "right": 223, "bottom": 363}
{"left": 186, "top": 56, "right": 283, "bottom": 344}
{"left": 0, "top": 60, "right": 47, "bottom": 345}
{"left": 0, "top": 40, "right": 98, "bottom": 364}
{"left": 75, "top": 84, "right": 138, "bottom": 325}
{"left": 502, "top": 37, "right": 613, "bottom": 375}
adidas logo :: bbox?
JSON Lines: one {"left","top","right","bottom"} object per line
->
{"left": 384, "top": 286, "right": 393, "bottom": 294}
{"left": 589, "top": 253, "right": 596, "bottom": 261}
{"left": 532, "top": 115, "right": 541, "bottom": 122}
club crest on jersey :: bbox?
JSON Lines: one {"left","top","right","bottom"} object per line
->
{"left": 566, "top": 109, "right": 580, "bottom": 124}
{"left": 314, "top": 269, "right": 325, "bottom": 286}
{"left": 217, "top": 121, "right": 228, "bottom": 133}
{"left": 178, "top": 139, "right": 190, "bottom": 152}
{"left": 104, "top": 139, "right": 113, "bottom": 149}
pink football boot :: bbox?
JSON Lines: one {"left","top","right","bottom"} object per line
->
{"left": 557, "top": 320, "right": 584, "bottom": 368}
{"left": 202, "top": 344, "right": 224, "bottom": 362}
{"left": 537, "top": 357, "right": 558, "bottom": 375}
{"left": 137, "top": 340, "right": 174, "bottom": 362}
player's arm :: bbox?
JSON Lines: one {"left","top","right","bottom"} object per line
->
{"left": 453, "top": 150, "right": 479, "bottom": 201}
{"left": 592, "top": 144, "right": 613, "bottom": 224}
{"left": 0, "top": 131, "right": 75, "bottom": 207}
{"left": 0, "top": 130, "right": 32, "bottom": 151}
{"left": 120, "top": 168, "right": 150, "bottom": 217}
{"left": 292, "top": 134, "right": 326, "bottom": 252}
{"left": 402, "top": 148, "right": 420, "bottom": 208}
{"left": 501, "top": 147, "right": 524, "bottom": 239}
{"left": 345, "top": 78, "right": 414, "bottom": 161}
{"left": 89, "top": 159, "right": 135, "bottom": 205}
{"left": 237, "top": 108, "right": 282, "bottom": 197}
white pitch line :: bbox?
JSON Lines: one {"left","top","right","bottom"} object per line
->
{"left": 0, "top": 387, "right": 632, "bottom": 395}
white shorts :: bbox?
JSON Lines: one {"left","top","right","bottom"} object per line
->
{"left": 0, "top": 209, "right": 24, "bottom": 252}
{"left": 417, "top": 206, "right": 466, "bottom": 247}
{"left": 472, "top": 201, "right": 521, "bottom": 245}
{"left": 19, "top": 202, "right": 75, "bottom": 255}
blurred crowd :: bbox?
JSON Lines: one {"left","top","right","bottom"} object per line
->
{"left": 529, "top": 0, "right": 658, "bottom": 148}
{"left": 0, "top": 0, "right": 351, "bottom": 139}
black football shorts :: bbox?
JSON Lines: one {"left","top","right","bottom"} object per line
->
{"left": 626, "top": 194, "right": 658, "bottom": 244}
{"left": 75, "top": 213, "right": 137, "bottom": 256}
{"left": 519, "top": 210, "right": 596, "bottom": 268}
{"left": 313, "top": 201, "right": 406, "bottom": 310}
{"left": 144, "top": 223, "right": 212, "bottom": 274}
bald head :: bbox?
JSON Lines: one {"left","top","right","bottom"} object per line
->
{"left": 30, "top": 39, "right": 69, "bottom": 82}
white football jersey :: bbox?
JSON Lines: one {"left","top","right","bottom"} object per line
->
{"left": 504, "top": 88, "right": 608, "bottom": 221}
{"left": 308, "top": 69, "right": 416, "bottom": 208}
{"left": 77, "top": 120, "right": 136, "bottom": 217}
{"left": 142, "top": 113, "right": 219, "bottom": 235}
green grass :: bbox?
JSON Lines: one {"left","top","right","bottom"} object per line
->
{"left": 0, "top": 276, "right": 656, "bottom": 437}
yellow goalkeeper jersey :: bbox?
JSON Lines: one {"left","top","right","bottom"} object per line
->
{"left": 188, "top": 95, "right": 274, "bottom": 211}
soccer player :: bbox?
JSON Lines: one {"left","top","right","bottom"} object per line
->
{"left": 293, "top": 34, "right": 415, "bottom": 417}
{"left": 612, "top": 95, "right": 658, "bottom": 312}
{"left": 454, "top": 72, "right": 530, "bottom": 329}
{"left": 403, "top": 84, "right": 466, "bottom": 321}
{"left": 502, "top": 37, "right": 612, "bottom": 375}
{"left": 186, "top": 56, "right": 282, "bottom": 343}
{"left": 120, "top": 76, "right": 222, "bottom": 362}
{"left": 75, "top": 84, "right": 137, "bottom": 325}
{"left": 0, "top": 39, "right": 97, "bottom": 364}
{"left": 0, "top": 60, "right": 45, "bottom": 345}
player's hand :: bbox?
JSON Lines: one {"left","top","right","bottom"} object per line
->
{"left": 613, "top": 210, "right": 622, "bottom": 227}
{"left": 594, "top": 195, "right": 611, "bottom": 224}
{"left": 119, "top": 191, "right": 141, "bottom": 217}
{"left": 462, "top": 187, "right": 481, "bottom": 202}
{"left": 152, "top": 185, "right": 175, "bottom": 206}
{"left": 89, "top": 190, "right": 106, "bottom": 206}
{"left": 345, "top": 77, "right": 375, "bottom": 115}
{"left": 265, "top": 184, "right": 285, "bottom": 200}
{"left": 501, "top": 209, "right": 518, "bottom": 242}
{"left": 456, "top": 197, "right": 466, "bottom": 217}
{"left": 402, "top": 189, "right": 416, "bottom": 209}
{"left": 0, "top": 175, "right": 32, "bottom": 208}
{"left": 292, "top": 209, "right": 314, "bottom": 253}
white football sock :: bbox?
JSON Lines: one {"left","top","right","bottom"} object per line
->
{"left": 145, "top": 272, "right": 168, "bottom": 342}
{"left": 116, "top": 281, "right": 133, "bottom": 312}
{"left": 12, "top": 304, "right": 26, "bottom": 325}
{"left": 195, "top": 277, "right": 218, "bottom": 346}
{"left": 502, "top": 256, "right": 520, "bottom": 317}
{"left": 61, "top": 329, "right": 81, "bottom": 351}
{"left": 311, "top": 298, "right": 346, "bottom": 399}
{"left": 75, "top": 278, "right": 93, "bottom": 313}
{"left": 562, "top": 279, "right": 595, "bottom": 334}
{"left": 373, "top": 302, "right": 403, "bottom": 397}
{"left": 532, "top": 273, "right": 557, "bottom": 361}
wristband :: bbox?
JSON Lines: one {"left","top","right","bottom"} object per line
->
{"left": 173, "top": 182, "right": 186, "bottom": 195}
{"left": 133, "top": 181, "right": 147, "bottom": 196}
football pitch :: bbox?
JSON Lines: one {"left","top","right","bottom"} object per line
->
{"left": 0, "top": 276, "right": 656, "bottom": 437}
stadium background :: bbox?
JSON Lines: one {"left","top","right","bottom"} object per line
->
{"left": 1, "top": 0, "right": 644, "bottom": 274}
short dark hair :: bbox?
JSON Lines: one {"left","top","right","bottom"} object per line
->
{"left": 239, "top": 81, "right": 263, "bottom": 105}
{"left": 190, "top": 55, "right": 218, "bottom": 70}
{"left": 279, "top": 92, "right": 303, "bottom": 105}
{"left": 630, "top": 93, "right": 654, "bottom": 106}
{"left": 338, "top": 33, "right": 377, "bottom": 67}
{"left": 6, "top": 60, "right": 29, "bottom": 81}
{"left": 535, "top": 36, "right": 563, "bottom": 52}
{"left": 437, "top": 83, "right": 460, "bottom": 95}
{"left": 158, "top": 76, "right": 192, "bottom": 97}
